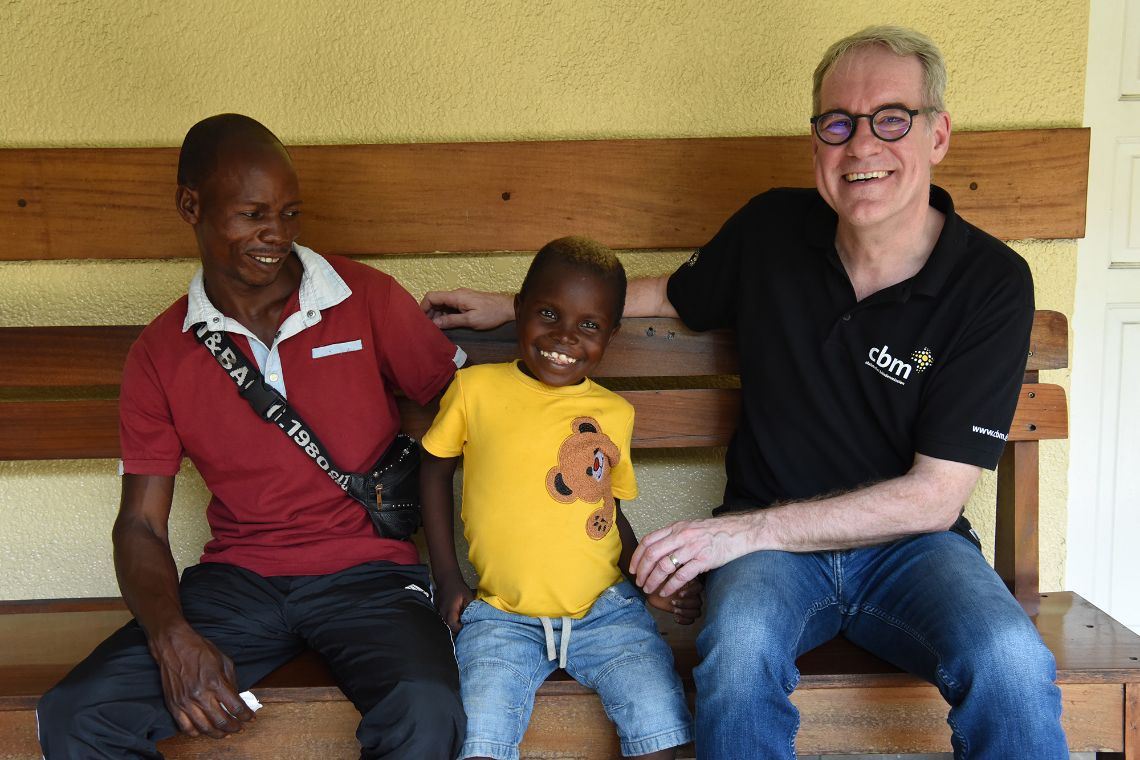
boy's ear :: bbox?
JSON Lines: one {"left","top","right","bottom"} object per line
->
{"left": 175, "top": 185, "right": 201, "bottom": 225}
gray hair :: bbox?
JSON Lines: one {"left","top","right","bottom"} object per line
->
{"left": 812, "top": 25, "right": 947, "bottom": 115}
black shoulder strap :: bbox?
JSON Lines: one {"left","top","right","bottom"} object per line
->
{"left": 191, "top": 322, "right": 353, "bottom": 493}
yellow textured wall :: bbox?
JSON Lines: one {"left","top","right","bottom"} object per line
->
{"left": 0, "top": 0, "right": 1086, "bottom": 599}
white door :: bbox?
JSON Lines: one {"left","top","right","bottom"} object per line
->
{"left": 1068, "top": 0, "right": 1140, "bottom": 633}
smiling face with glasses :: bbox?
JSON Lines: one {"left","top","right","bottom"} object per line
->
{"left": 811, "top": 45, "right": 951, "bottom": 234}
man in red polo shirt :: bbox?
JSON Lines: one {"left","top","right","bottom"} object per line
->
{"left": 37, "top": 114, "right": 466, "bottom": 759}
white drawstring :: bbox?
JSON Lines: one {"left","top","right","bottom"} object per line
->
{"left": 540, "top": 617, "right": 557, "bottom": 662}
{"left": 539, "top": 616, "right": 573, "bottom": 668}
{"left": 558, "top": 616, "right": 572, "bottom": 668}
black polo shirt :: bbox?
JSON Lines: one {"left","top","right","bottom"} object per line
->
{"left": 667, "top": 186, "right": 1034, "bottom": 515}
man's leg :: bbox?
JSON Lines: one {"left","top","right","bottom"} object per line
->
{"left": 37, "top": 620, "right": 181, "bottom": 760}
{"left": 37, "top": 563, "right": 304, "bottom": 759}
{"left": 693, "top": 550, "right": 841, "bottom": 760}
{"left": 842, "top": 531, "right": 1068, "bottom": 759}
{"left": 289, "top": 562, "right": 465, "bottom": 760}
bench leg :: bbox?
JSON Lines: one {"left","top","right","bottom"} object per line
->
{"left": 1097, "top": 682, "right": 1139, "bottom": 760}
{"left": 1128, "top": 681, "right": 1138, "bottom": 760}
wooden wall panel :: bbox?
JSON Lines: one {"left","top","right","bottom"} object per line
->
{"left": 0, "top": 129, "right": 1089, "bottom": 261}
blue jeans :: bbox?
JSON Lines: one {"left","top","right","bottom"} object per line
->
{"left": 694, "top": 531, "right": 1067, "bottom": 759}
{"left": 455, "top": 580, "right": 693, "bottom": 759}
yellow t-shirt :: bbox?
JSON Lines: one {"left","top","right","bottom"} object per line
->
{"left": 422, "top": 361, "right": 637, "bottom": 618}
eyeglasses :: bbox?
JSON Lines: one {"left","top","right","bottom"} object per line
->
{"left": 810, "top": 106, "right": 937, "bottom": 146}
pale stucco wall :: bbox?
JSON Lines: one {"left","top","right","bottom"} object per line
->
{"left": 0, "top": 0, "right": 1086, "bottom": 599}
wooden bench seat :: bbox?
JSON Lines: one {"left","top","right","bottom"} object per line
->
{"left": 2, "top": 593, "right": 1138, "bottom": 757}
{"left": 3, "top": 130, "right": 1137, "bottom": 758}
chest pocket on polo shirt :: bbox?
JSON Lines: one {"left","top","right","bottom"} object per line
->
{"left": 311, "top": 339, "right": 363, "bottom": 359}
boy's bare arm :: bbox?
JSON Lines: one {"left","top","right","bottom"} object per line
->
{"left": 615, "top": 504, "right": 702, "bottom": 624}
{"left": 419, "top": 449, "right": 472, "bottom": 633}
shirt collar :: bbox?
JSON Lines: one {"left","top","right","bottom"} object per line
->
{"left": 181, "top": 243, "right": 352, "bottom": 333}
{"left": 909, "top": 185, "right": 966, "bottom": 298}
{"left": 804, "top": 184, "right": 964, "bottom": 301}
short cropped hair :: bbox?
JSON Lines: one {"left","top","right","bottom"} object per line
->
{"left": 812, "top": 25, "right": 947, "bottom": 115}
{"left": 519, "top": 236, "right": 627, "bottom": 323}
{"left": 177, "top": 113, "right": 284, "bottom": 189}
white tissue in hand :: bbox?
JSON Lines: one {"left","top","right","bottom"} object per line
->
{"left": 239, "top": 690, "right": 263, "bottom": 712}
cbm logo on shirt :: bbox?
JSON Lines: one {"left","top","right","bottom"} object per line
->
{"left": 865, "top": 345, "right": 935, "bottom": 386}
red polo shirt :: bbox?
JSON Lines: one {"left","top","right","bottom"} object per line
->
{"left": 120, "top": 249, "right": 461, "bottom": 576}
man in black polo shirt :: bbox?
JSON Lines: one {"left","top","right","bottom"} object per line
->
{"left": 421, "top": 25, "right": 1067, "bottom": 760}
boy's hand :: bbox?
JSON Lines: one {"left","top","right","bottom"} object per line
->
{"left": 435, "top": 575, "right": 475, "bottom": 635}
{"left": 645, "top": 579, "right": 703, "bottom": 625}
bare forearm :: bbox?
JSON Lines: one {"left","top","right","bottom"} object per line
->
{"left": 632, "top": 455, "right": 981, "bottom": 597}
{"left": 113, "top": 518, "right": 188, "bottom": 639}
{"left": 113, "top": 475, "right": 189, "bottom": 641}
{"left": 420, "top": 454, "right": 464, "bottom": 583}
{"left": 623, "top": 276, "right": 678, "bottom": 318}
{"left": 113, "top": 474, "right": 252, "bottom": 735}
{"left": 744, "top": 472, "right": 966, "bottom": 553}
{"left": 614, "top": 502, "right": 636, "bottom": 578}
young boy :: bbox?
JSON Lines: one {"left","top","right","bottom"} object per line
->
{"left": 420, "top": 236, "right": 699, "bottom": 760}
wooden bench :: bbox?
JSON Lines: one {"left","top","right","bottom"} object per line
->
{"left": 4, "top": 130, "right": 1138, "bottom": 758}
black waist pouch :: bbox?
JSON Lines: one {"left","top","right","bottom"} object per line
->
{"left": 346, "top": 433, "right": 422, "bottom": 541}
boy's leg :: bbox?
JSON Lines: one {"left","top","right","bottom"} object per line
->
{"left": 452, "top": 599, "right": 558, "bottom": 760}
{"left": 37, "top": 563, "right": 304, "bottom": 759}
{"left": 693, "top": 550, "right": 842, "bottom": 760}
{"left": 841, "top": 531, "right": 1068, "bottom": 759}
{"left": 562, "top": 581, "right": 692, "bottom": 758}
{"left": 288, "top": 562, "right": 465, "bottom": 760}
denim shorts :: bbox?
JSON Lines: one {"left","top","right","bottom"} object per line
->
{"left": 454, "top": 580, "right": 693, "bottom": 759}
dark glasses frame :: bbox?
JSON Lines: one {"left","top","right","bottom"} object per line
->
{"left": 810, "top": 106, "right": 937, "bottom": 146}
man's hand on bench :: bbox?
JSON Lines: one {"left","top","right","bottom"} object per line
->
{"left": 420, "top": 288, "right": 514, "bottom": 330}
{"left": 149, "top": 623, "right": 255, "bottom": 739}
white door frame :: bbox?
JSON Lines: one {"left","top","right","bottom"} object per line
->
{"left": 1068, "top": 0, "right": 1140, "bottom": 632}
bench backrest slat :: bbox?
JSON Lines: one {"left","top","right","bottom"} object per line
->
{"left": 0, "top": 384, "right": 1066, "bottom": 460}
{"left": 1, "top": 326, "right": 143, "bottom": 388}
{"left": 0, "top": 314, "right": 1069, "bottom": 460}
{"left": 0, "top": 313, "right": 1069, "bottom": 391}
{"left": 0, "top": 129, "right": 1089, "bottom": 262}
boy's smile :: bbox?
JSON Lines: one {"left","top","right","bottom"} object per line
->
{"left": 514, "top": 263, "right": 621, "bottom": 387}
{"left": 539, "top": 349, "right": 578, "bottom": 366}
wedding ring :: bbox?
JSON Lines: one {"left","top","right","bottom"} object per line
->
{"left": 669, "top": 553, "right": 682, "bottom": 569}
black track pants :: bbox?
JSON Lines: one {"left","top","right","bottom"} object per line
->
{"left": 37, "top": 561, "right": 464, "bottom": 759}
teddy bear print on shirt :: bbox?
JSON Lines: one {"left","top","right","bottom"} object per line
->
{"left": 545, "top": 417, "right": 621, "bottom": 540}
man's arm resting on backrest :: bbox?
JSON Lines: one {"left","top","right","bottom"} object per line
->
{"left": 622, "top": 275, "right": 679, "bottom": 319}
{"left": 632, "top": 453, "right": 981, "bottom": 597}
{"left": 113, "top": 474, "right": 255, "bottom": 737}
{"left": 420, "top": 274, "right": 680, "bottom": 328}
